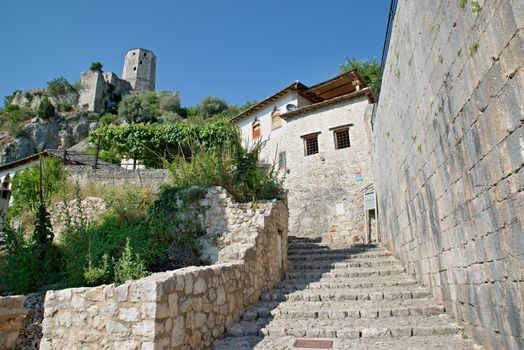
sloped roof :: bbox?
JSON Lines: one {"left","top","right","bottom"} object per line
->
{"left": 230, "top": 82, "right": 309, "bottom": 123}
{"left": 230, "top": 70, "right": 372, "bottom": 123}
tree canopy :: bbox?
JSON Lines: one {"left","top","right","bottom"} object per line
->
{"left": 197, "top": 96, "right": 228, "bottom": 118}
{"left": 118, "top": 94, "right": 155, "bottom": 124}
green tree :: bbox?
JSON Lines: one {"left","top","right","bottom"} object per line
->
{"left": 10, "top": 157, "right": 67, "bottom": 215}
{"left": 118, "top": 94, "right": 155, "bottom": 124}
{"left": 90, "top": 61, "right": 103, "bottom": 72}
{"left": 339, "top": 57, "right": 382, "bottom": 96}
{"left": 159, "top": 92, "right": 181, "bottom": 113}
{"left": 197, "top": 96, "right": 228, "bottom": 118}
{"left": 37, "top": 97, "right": 56, "bottom": 119}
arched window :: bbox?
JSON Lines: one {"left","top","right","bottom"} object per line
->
{"left": 271, "top": 107, "right": 282, "bottom": 130}
{"left": 252, "top": 119, "right": 261, "bottom": 139}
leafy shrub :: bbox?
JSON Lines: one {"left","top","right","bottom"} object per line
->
{"left": 159, "top": 92, "right": 181, "bottom": 113}
{"left": 0, "top": 104, "right": 34, "bottom": 136}
{"left": 0, "top": 225, "right": 38, "bottom": 294}
{"left": 198, "top": 96, "right": 228, "bottom": 118}
{"left": 99, "top": 113, "right": 119, "bottom": 126}
{"left": 90, "top": 61, "right": 103, "bottom": 72}
{"left": 47, "top": 77, "right": 78, "bottom": 106}
{"left": 37, "top": 97, "right": 56, "bottom": 119}
{"left": 118, "top": 94, "right": 155, "bottom": 124}
{"left": 114, "top": 238, "right": 148, "bottom": 284}
{"left": 83, "top": 254, "right": 111, "bottom": 286}
{"left": 163, "top": 112, "right": 183, "bottom": 124}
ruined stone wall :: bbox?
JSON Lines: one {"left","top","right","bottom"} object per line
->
{"left": 372, "top": 0, "right": 523, "bottom": 349}
{"left": 65, "top": 166, "right": 172, "bottom": 192}
{"left": 39, "top": 187, "right": 288, "bottom": 349}
{"left": 0, "top": 295, "right": 26, "bottom": 349}
{"left": 281, "top": 97, "right": 374, "bottom": 244}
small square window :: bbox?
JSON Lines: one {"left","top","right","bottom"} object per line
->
{"left": 304, "top": 135, "right": 319, "bottom": 156}
{"left": 139, "top": 61, "right": 143, "bottom": 64}
{"left": 143, "top": 52, "right": 147, "bottom": 57}
{"left": 334, "top": 128, "right": 350, "bottom": 149}
{"left": 133, "top": 67, "right": 137, "bottom": 71}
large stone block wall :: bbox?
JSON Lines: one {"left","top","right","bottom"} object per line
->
{"left": 372, "top": 0, "right": 523, "bottom": 349}
{"left": 0, "top": 295, "right": 26, "bottom": 349}
{"left": 39, "top": 187, "right": 288, "bottom": 349}
{"left": 281, "top": 97, "right": 374, "bottom": 244}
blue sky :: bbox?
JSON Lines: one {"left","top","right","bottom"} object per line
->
{"left": 0, "top": 1, "right": 389, "bottom": 107}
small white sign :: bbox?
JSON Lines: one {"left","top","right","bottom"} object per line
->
{"left": 336, "top": 203, "right": 345, "bottom": 216}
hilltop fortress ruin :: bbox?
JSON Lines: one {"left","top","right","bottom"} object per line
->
{"left": 78, "top": 48, "right": 156, "bottom": 112}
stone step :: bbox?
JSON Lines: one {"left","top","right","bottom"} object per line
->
{"left": 260, "top": 285, "right": 431, "bottom": 302}
{"left": 232, "top": 335, "right": 481, "bottom": 350}
{"left": 288, "top": 246, "right": 387, "bottom": 256}
{"left": 276, "top": 275, "right": 418, "bottom": 290}
{"left": 287, "top": 251, "right": 392, "bottom": 261}
{"left": 287, "top": 236, "right": 322, "bottom": 243}
{"left": 285, "top": 266, "right": 405, "bottom": 280}
{"left": 259, "top": 315, "right": 463, "bottom": 339}
{"left": 288, "top": 258, "right": 398, "bottom": 270}
{"left": 242, "top": 299, "right": 445, "bottom": 321}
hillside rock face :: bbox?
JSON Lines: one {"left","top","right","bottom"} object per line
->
{"left": 0, "top": 112, "right": 99, "bottom": 164}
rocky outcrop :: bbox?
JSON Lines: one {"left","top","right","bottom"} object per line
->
{"left": 0, "top": 112, "right": 99, "bottom": 164}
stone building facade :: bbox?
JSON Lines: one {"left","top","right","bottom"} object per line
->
{"left": 371, "top": 0, "right": 523, "bottom": 349}
{"left": 232, "top": 72, "right": 375, "bottom": 243}
{"left": 78, "top": 48, "right": 155, "bottom": 112}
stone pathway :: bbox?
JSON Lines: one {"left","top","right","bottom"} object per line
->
{"left": 213, "top": 237, "right": 482, "bottom": 350}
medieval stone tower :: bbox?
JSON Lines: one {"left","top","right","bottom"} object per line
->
{"left": 122, "top": 48, "right": 156, "bottom": 92}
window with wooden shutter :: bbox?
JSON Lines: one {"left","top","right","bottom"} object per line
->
{"left": 252, "top": 119, "right": 261, "bottom": 139}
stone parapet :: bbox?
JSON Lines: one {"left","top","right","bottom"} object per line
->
{"left": 39, "top": 187, "right": 288, "bottom": 349}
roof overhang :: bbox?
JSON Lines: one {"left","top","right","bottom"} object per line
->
{"left": 281, "top": 87, "right": 373, "bottom": 119}
{"left": 230, "top": 81, "right": 309, "bottom": 123}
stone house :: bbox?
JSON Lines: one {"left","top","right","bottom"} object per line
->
{"left": 231, "top": 70, "right": 376, "bottom": 244}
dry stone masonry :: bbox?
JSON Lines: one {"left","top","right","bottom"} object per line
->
{"left": 0, "top": 296, "right": 26, "bottom": 349}
{"left": 372, "top": 0, "right": 523, "bottom": 349}
{"left": 214, "top": 237, "right": 481, "bottom": 349}
{"left": 36, "top": 187, "right": 287, "bottom": 349}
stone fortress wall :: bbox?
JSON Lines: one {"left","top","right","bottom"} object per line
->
{"left": 78, "top": 48, "right": 156, "bottom": 112}
{"left": 0, "top": 187, "right": 288, "bottom": 349}
{"left": 371, "top": 0, "right": 523, "bottom": 349}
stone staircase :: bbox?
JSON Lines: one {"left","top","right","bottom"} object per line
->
{"left": 213, "top": 237, "right": 481, "bottom": 350}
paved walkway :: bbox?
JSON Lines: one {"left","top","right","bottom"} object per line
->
{"left": 213, "top": 237, "right": 482, "bottom": 350}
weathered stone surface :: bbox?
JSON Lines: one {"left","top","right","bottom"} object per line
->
{"left": 371, "top": 1, "right": 524, "bottom": 349}
{"left": 35, "top": 187, "right": 287, "bottom": 349}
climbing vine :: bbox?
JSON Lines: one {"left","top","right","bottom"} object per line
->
{"left": 88, "top": 119, "right": 240, "bottom": 167}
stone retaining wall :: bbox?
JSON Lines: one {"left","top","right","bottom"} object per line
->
{"left": 39, "top": 187, "right": 288, "bottom": 349}
{"left": 65, "top": 166, "right": 172, "bottom": 192}
{"left": 0, "top": 295, "right": 26, "bottom": 349}
{"left": 372, "top": 0, "right": 523, "bottom": 349}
